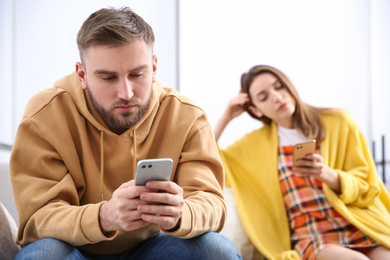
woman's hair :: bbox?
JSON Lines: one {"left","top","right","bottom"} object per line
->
{"left": 241, "top": 65, "right": 326, "bottom": 141}
{"left": 77, "top": 7, "right": 155, "bottom": 65}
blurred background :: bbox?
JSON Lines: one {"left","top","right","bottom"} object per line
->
{"left": 0, "top": 0, "right": 389, "bottom": 185}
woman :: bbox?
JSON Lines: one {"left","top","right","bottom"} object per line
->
{"left": 214, "top": 65, "right": 390, "bottom": 260}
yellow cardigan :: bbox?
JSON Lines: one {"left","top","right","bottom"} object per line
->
{"left": 219, "top": 110, "right": 390, "bottom": 260}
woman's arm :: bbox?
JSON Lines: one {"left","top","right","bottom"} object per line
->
{"left": 214, "top": 93, "right": 249, "bottom": 141}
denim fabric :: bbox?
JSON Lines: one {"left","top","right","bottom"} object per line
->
{"left": 15, "top": 232, "right": 242, "bottom": 260}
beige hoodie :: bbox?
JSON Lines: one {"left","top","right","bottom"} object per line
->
{"left": 10, "top": 72, "right": 226, "bottom": 255}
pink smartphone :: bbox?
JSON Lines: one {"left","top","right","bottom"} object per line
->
{"left": 293, "top": 140, "right": 316, "bottom": 166}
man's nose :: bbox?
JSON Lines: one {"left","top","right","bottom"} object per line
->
{"left": 118, "top": 79, "right": 134, "bottom": 100}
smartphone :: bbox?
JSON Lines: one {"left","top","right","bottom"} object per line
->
{"left": 293, "top": 140, "right": 316, "bottom": 166}
{"left": 134, "top": 158, "right": 173, "bottom": 186}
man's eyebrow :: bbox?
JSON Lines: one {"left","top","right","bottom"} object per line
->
{"left": 131, "top": 64, "right": 148, "bottom": 72}
{"left": 94, "top": 70, "right": 116, "bottom": 75}
{"left": 93, "top": 65, "right": 149, "bottom": 75}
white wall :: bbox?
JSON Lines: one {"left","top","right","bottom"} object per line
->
{"left": 180, "top": 0, "right": 372, "bottom": 147}
{"left": 179, "top": 0, "right": 389, "bottom": 185}
{"left": 0, "top": 0, "right": 14, "bottom": 161}
{"left": 371, "top": 0, "right": 390, "bottom": 183}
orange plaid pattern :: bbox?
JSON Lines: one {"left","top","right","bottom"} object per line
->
{"left": 278, "top": 145, "right": 377, "bottom": 260}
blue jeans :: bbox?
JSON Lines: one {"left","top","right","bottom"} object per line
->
{"left": 15, "top": 232, "right": 242, "bottom": 260}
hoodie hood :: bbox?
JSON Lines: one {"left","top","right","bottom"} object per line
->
{"left": 55, "top": 72, "right": 162, "bottom": 140}
{"left": 54, "top": 72, "right": 164, "bottom": 200}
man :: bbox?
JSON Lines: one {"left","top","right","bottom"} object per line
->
{"left": 10, "top": 7, "right": 241, "bottom": 259}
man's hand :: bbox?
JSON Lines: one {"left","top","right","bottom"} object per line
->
{"left": 99, "top": 180, "right": 184, "bottom": 233}
{"left": 99, "top": 180, "right": 151, "bottom": 233}
{"left": 137, "top": 181, "right": 184, "bottom": 231}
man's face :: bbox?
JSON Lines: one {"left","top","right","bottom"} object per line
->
{"left": 76, "top": 40, "right": 157, "bottom": 134}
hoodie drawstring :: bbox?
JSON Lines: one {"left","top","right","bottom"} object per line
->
{"left": 133, "top": 129, "right": 137, "bottom": 175}
{"left": 99, "top": 130, "right": 137, "bottom": 202}
{"left": 100, "top": 131, "right": 104, "bottom": 201}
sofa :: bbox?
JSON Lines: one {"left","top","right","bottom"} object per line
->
{"left": 0, "top": 163, "right": 264, "bottom": 259}
{"left": 0, "top": 163, "right": 20, "bottom": 259}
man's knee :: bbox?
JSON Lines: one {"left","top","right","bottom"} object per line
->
{"left": 141, "top": 232, "right": 241, "bottom": 259}
{"left": 187, "top": 232, "right": 242, "bottom": 259}
{"left": 15, "top": 238, "right": 77, "bottom": 260}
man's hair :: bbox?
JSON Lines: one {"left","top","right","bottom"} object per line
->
{"left": 77, "top": 6, "right": 155, "bottom": 64}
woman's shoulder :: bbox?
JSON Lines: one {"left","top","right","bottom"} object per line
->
{"left": 221, "top": 123, "right": 277, "bottom": 160}
{"left": 320, "top": 108, "right": 352, "bottom": 121}
{"left": 244, "top": 123, "right": 275, "bottom": 139}
{"left": 223, "top": 123, "right": 274, "bottom": 148}
{"left": 319, "top": 108, "right": 357, "bottom": 128}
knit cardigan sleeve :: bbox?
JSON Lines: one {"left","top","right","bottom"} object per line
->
{"left": 321, "top": 110, "right": 380, "bottom": 206}
{"left": 320, "top": 109, "right": 390, "bottom": 248}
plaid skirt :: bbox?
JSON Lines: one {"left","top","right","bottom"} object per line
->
{"left": 278, "top": 145, "right": 377, "bottom": 260}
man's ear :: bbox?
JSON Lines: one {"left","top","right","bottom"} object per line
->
{"left": 248, "top": 106, "right": 263, "bottom": 118}
{"left": 75, "top": 62, "right": 87, "bottom": 90}
{"left": 152, "top": 55, "right": 157, "bottom": 83}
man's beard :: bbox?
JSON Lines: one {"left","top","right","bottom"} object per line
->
{"left": 87, "top": 84, "right": 152, "bottom": 132}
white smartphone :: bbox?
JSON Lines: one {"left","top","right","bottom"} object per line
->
{"left": 134, "top": 158, "right": 173, "bottom": 186}
{"left": 293, "top": 140, "right": 316, "bottom": 166}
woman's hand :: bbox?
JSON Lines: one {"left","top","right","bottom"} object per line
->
{"left": 214, "top": 93, "right": 250, "bottom": 141}
{"left": 223, "top": 93, "right": 250, "bottom": 121}
{"left": 293, "top": 153, "right": 341, "bottom": 193}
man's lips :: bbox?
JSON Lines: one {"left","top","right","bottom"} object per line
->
{"left": 115, "top": 104, "right": 136, "bottom": 111}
